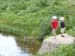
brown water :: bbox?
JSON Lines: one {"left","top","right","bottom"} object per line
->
{"left": 0, "top": 34, "right": 41, "bottom": 56}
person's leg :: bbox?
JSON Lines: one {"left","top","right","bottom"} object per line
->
{"left": 52, "top": 29, "right": 56, "bottom": 38}
{"left": 61, "top": 28, "right": 65, "bottom": 37}
{"left": 52, "top": 29, "right": 54, "bottom": 36}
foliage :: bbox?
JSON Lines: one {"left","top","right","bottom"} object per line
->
{"left": 0, "top": 0, "right": 75, "bottom": 38}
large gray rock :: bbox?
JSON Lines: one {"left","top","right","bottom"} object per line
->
{"left": 38, "top": 34, "right": 75, "bottom": 54}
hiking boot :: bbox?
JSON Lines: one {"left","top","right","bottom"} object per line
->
{"left": 61, "top": 35, "right": 64, "bottom": 37}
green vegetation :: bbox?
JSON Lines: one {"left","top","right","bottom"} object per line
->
{"left": 0, "top": 0, "right": 74, "bottom": 37}
{"left": 0, "top": 0, "right": 75, "bottom": 56}
{"left": 0, "top": 0, "right": 75, "bottom": 38}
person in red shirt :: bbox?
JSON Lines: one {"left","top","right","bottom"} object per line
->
{"left": 51, "top": 16, "right": 58, "bottom": 38}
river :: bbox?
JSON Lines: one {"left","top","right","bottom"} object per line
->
{"left": 0, "top": 33, "right": 41, "bottom": 56}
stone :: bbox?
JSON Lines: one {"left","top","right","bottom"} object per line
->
{"left": 38, "top": 34, "right": 75, "bottom": 54}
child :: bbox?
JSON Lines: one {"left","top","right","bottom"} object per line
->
{"left": 51, "top": 16, "right": 58, "bottom": 38}
{"left": 60, "top": 17, "right": 65, "bottom": 37}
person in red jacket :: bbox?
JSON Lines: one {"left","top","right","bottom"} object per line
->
{"left": 51, "top": 16, "right": 58, "bottom": 38}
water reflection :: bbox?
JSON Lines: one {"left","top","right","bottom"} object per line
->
{"left": 16, "top": 38, "right": 42, "bottom": 54}
{"left": 0, "top": 34, "right": 31, "bottom": 56}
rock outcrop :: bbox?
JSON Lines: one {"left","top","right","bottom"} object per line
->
{"left": 38, "top": 34, "right": 75, "bottom": 54}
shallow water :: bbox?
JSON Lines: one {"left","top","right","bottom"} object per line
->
{"left": 0, "top": 34, "right": 32, "bottom": 56}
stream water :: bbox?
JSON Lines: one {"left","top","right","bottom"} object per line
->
{"left": 0, "top": 34, "right": 41, "bottom": 56}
